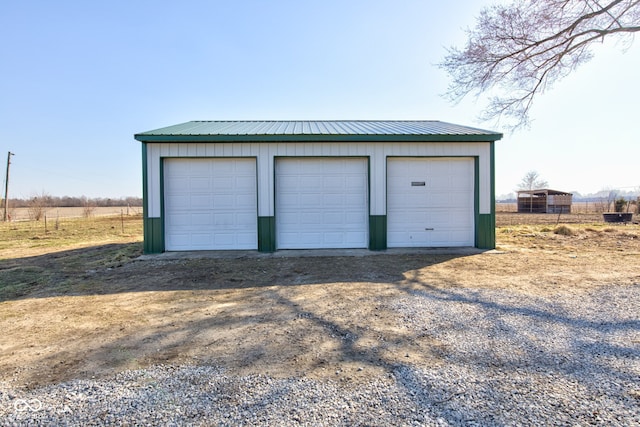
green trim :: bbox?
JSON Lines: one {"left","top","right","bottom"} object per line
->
{"left": 143, "top": 217, "right": 164, "bottom": 254}
{"left": 159, "top": 158, "right": 166, "bottom": 252}
{"left": 369, "top": 215, "right": 387, "bottom": 250}
{"left": 142, "top": 143, "right": 148, "bottom": 221}
{"left": 141, "top": 144, "right": 164, "bottom": 253}
{"left": 474, "top": 156, "right": 480, "bottom": 247}
{"left": 135, "top": 134, "right": 502, "bottom": 143}
{"left": 490, "top": 141, "right": 496, "bottom": 218}
{"left": 477, "top": 214, "right": 495, "bottom": 249}
{"left": 258, "top": 216, "right": 276, "bottom": 252}
{"left": 475, "top": 143, "right": 496, "bottom": 249}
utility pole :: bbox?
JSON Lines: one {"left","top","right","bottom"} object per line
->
{"left": 3, "top": 151, "right": 14, "bottom": 222}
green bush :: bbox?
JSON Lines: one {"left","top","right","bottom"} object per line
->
{"left": 614, "top": 198, "right": 627, "bottom": 213}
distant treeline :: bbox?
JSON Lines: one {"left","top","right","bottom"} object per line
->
{"left": 3, "top": 196, "right": 142, "bottom": 208}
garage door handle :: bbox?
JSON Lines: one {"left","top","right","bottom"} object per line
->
{"left": 425, "top": 228, "right": 434, "bottom": 231}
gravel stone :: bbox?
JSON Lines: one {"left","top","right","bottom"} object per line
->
{"left": 1, "top": 284, "right": 638, "bottom": 426}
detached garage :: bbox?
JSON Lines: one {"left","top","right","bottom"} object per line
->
{"left": 134, "top": 120, "right": 502, "bottom": 254}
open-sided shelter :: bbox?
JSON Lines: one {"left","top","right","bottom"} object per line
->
{"left": 517, "top": 189, "right": 573, "bottom": 213}
{"left": 134, "top": 120, "right": 502, "bottom": 253}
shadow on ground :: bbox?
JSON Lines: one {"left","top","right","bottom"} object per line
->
{"left": 0, "top": 243, "right": 475, "bottom": 300}
{"left": 2, "top": 243, "right": 639, "bottom": 424}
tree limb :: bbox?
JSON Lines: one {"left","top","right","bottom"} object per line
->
{"left": 440, "top": 0, "right": 640, "bottom": 130}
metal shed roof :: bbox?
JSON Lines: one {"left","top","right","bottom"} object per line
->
{"left": 134, "top": 120, "right": 503, "bottom": 143}
{"left": 517, "top": 189, "right": 573, "bottom": 196}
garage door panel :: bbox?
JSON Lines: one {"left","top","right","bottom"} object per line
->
{"left": 211, "top": 161, "right": 233, "bottom": 173}
{"left": 166, "top": 177, "right": 189, "bottom": 192}
{"left": 235, "top": 175, "right": 256, "bottom": 187}
{"left": 236, "top": 234, "right": 257, "bottom": 246}
{"left": 300, "top": 233, "right": 323, "bottom": 246}
{"left": 191, "top": 195, "right": 213, "bottom": 209}
{"left": 345, "top": 231, "right": 367, "bottom": 244}
{"left": 276, "top": 158, "right": 368, "bottom": 249}
{"left": 212, "top": 177, "right": 234, "bottom": 190}
{"left": 388, "top": 158, "right": 474, "bottom": 247}
{"left": 302, "top": 213, "right": 322, "bottom": 224}
{"left": 430, "top": 231, "right": 452, "bottom": 245}
{"left": 345, "top": 198, "right": 366, "bottom": 208}
{"left": 276, "top": 233, "right": 296, "bottom": 246}
{"left": 166, "top": 213, "right": 190, "bottom": 227}
{"left": 211, "top": 234, "right": 234, "bottom": 247}
{"left": 167, "top": 234, "right": 190, "bottom": 247}
{"left": 190, "top": 177, "right": 211, "bottom": 190}
{"left": 213, "top": 213, "right": 234, "bottom": 226}
{"left": 279, "top": 175, "right": 301, "bottom": 188}
{"left": 166, "top": 194, "right": 189, "bottom": 207}
{"left": 323, "top": 212, "right": 343, "bottom": 226}
{"left": 239, "top": 194, "right": 254, "bottom": 207}
{"left": 277, "top": 195, "right": 299, "bottom": 209}
{"left": 235, "top": 212, "right": 256, "bottom": 225}
{"left": 164, "top": 158, "right": 257, "bottom": 251}
{"left": 189, "top": 161, "right": 211, "bottom": 173}
{"left": 345, "top": 211, "right": 367, "bottom": 224}
{"left": 212, "top": 194, "right": 234, "bottom": 208}
{"left": 324, "top": 176, "right": 345, "bottom": 189}
{"left": 300, "top": 176, "right": 321, "bottom": 187}
{"left": 278, "top": 212, "right": 298, "bottom": 224}
{"left": 300, "top": 193, "right": 323, "bottom": 205}
{"left": 192, "top": 233, "right": 213, "bottom": 245}
{"left": 192, "top": 213, "right": 213, "bottom": 225}
{"left": 279, "top": 232, "right": 322, "bottom": 248}
{"left": 429, "top": 193, "right": 457, "bottom": 205}
{"left": 323, "top": 233, "right": 343, "bottom": 244}
{"left": 345, "top": 175, "right": 366, "bottom": 188}
{"left": 321, "top": 194, "right": 345, "bottom": 206}
{"left": 392, "top": 212, "right": 425, "bottom": 227}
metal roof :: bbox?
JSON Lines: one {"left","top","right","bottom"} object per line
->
{"left": 135, "top": 120, "right": 502, "bottom": 143}
{"left": 517, "top": 189, "right": 573, "bottom": 196}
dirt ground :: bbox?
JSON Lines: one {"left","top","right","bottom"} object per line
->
{"left": 1, "top": 213, "right": 639, "bottom": 390}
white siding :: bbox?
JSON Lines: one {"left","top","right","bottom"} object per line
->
{"left": 145, "top": 142, "right": 492, "bottom": 218}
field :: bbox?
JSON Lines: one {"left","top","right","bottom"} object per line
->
{"left": 0, "top": 211, "right": 639, "bottom": 423}
{"left": 6, "top": 206, "right": 142, "bottom": 222}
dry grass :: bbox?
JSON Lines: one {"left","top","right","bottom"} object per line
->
{"left": 0, "top": 214, "right": 143, "bottom": 259}
{"left": 553, "top": 225, "right": 577, "bottom": 236}
{"left": 0, "top": 215, "right": 143, "bottom": 302}
{"left": 1, "top": 211, "right": 639, "bottom": 389}
{"left": 6, "top": 206, "right": 142, "bottom": 222}
{"left": 496, "top": 201, "right": 638, "bottom": 214}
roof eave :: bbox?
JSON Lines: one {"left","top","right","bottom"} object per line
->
{"left": 134, "top": 133, "right": 503, "bottom": 143}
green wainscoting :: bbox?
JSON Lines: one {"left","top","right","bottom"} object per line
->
{"left": 258, "top": 216, "right": 276, "bottom": 252}
{"left": 369, "top": 215, "right": 387, "bottom": 251}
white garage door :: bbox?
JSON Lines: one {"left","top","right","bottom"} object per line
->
{"left": 164, "top": 158, "right": 257, "bottom": 251}
{"left": 276, "top": 158, "right": 368, "bottom": 249}
{"left": 387, "top": 157, "right": 474, "bottom": 247}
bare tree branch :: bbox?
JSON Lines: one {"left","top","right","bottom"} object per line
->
{"left": 518, "top": 170, "right": 549, "bottom": 191}
{"left": 440, "top": 0, "right": 640, "bottom": 130}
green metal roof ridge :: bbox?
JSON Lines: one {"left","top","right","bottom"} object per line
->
{"left": 134, "top": 120, "right": 503, "bottom": 142}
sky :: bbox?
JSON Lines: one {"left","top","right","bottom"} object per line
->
{"left": 1, "top": 0, "right": 638, "bottom": 200}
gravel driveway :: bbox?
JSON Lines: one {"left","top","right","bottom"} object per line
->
{"left": 2, "top": 282, "right": 638, "bottom": 426}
